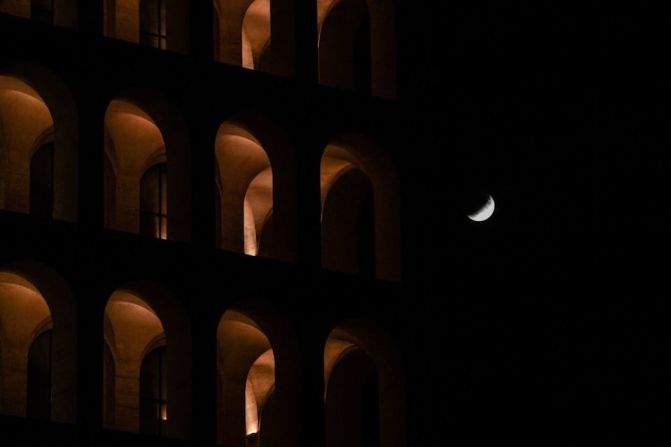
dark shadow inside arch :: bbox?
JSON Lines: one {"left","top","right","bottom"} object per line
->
{"left": 325, "top": 321, "right": 405, "bottom": 447}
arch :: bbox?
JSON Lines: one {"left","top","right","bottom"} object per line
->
{"left": 215, "top": 115, "right": 296, "bottom": 261}
{"left": 0, "top": 0, "right": 77, "bottom": 27}
{"left": 0, "top": 261, "right": 77, "bottom": 423}
{"left": 325, "top": 320, "right": 405, "bottom": 447}
{"left": 320, "top": 134, "right": 401, "bottom": 280}
{"left": 213, "top": 0, "right": 294, "bottom": 76}
{"left": 0, "top": 66, "right": 79, "bottom": 221}
{"left": 217, "top": 306, "right": 299, "bottom": 447}
{"left": 104, "top": 92, "right": 191, "bottom": 241}
{"left": 316, "top": 0, "right": 396, "bottom": 98}
{"left": 104, "top": 0, "right": 189, "bottom": 52}
{"left": 102, "top": 282, "right": 191, "bottom": 439}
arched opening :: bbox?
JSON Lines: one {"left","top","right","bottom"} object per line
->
{"left": 215, "top": 117, "right": 296, "bottom": 261}
{"left": 213, "top": 0, "right": 294, "bottom": 76}
{"left": 104, "top": 94, "right": 191, "bottom": 241}
{"left": 0, "top": 72, "right": 78, "bottom": 221}
{"left": 0, "top": 0, "right": 77, "bottom": 27}
{"left": 102, "top": 284, "right": 191, "bottom": 439}
{"left": 317, "top": 0, "right": 396, "bottom": 98}
{"left": 325, "top": 321, "right": 405, "bottom": 447}
{"left": 103, "top": 290, "right": 166, "bottom": 433}
{"left": 320, "top": 135, "right": 401, "bottom": 280}
{"left": 104, "top": 0, "right": 188, "bottom": 52}
{"left": 0, "top": 263, "right": 77, "bottom": 423}
{"left": 217, "top": 310, "right": 281, "bottom": 447}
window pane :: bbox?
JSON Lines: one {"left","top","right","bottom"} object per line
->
{"left": 140, "top": 163, "right": 167, "bottom": 239}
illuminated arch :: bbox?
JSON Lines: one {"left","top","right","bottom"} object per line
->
{"left": 102, "top": 282, "right": 191, "bottom": 439}
{"left": 0, "top": 66, "right": 78, "bottom": 221}
{"left": 0, "top": 261, "right": 77, "bottom": 423}
{"left": 215, "top": 114, "right": 296, "bottom": 260}
{"left": 217, "top": 306, "right": 299, "bottom": 447}
{"left": 320, "top": 134, "right": 401, "bottom": 280}
{"left": 104, "top": 91, "right": 191, "bottom": 241}
{"left": 213, "top": 0, "right": 294, "bottom": 75}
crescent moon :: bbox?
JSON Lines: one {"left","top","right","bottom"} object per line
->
{"left": 468, "top": 195, "right": 495, "bottom": 222}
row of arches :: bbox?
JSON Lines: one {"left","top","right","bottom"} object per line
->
{"left": 0, "top": 69, "right": 401, "bottom": 279}
{"left": 0, "top": 262, "right": 405, "bottom": 447}
{"left": 0, "top": 0, "right": 396, "bottom": 97}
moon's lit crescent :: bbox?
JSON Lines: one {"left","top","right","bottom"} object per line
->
{"left": 468, "top": 195, "right": 495, "bottom": 222}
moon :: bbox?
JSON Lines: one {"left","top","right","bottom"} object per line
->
{"left": 468, "top": 195, "right": 495, "bottom": 222}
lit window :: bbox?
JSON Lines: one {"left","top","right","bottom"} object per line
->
{"left": 140, "top": 163, "right": 168, "bottom": 239}
{"left": 140, "top": 0, "right": 167, "bottom": 50}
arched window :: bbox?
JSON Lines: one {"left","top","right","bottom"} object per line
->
{"left": 31, "top": 0, "right": 54, "bottom": 24}
{"left": 140, "top": 0, "right": 167, "bottom": 49}
{"left": 0, "top": 265, "right": 77, "bottom": 423}
{"left": 325, "top": 323, "right": 405, "bottom": 447}
{"left": 27, "top": 329, "right": 53, "bottom": 420}
{"left": 102, "top": 285, "right": 191, "bottom": 438}
{"left": 320, "top": 136, "right": 401, "bottom": 280}
{"left": 140, "top": 163, "right": 168, "bottom": 240}
{"left": 30, "top": 142, "right": 55, "bottom": 218}
{"left": 0, "top": 73, "right": 79, "bottom": 221}
{"left": 140, "top": 345, "right": 168, "bottom": 436}
{"left": 217, "top": 311, "right": 277, "bottom": 447}
{"left": 319, "top": 0, "right": 371, "bottom": 94}
{"left": 104, "top": 96, "right": 190, "bottom": 241}
{"left": 321, "top": 166, "right": 375, "bottom": 276}
{"left": 215, "top": 118, "right": 297, "bottom": 261}
{"left": 325, "top": 347, "right": 378, "bottom": 447}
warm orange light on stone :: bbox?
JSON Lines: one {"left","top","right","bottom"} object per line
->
{"left": 104, "top": 290, "right": 166, "bottom": 433}
{"left": 0, "top": 271, "right": 52, "bottom": 418}
{"left": 0, "top": 76, "right": 54, "bottom": 215}
{"left": 104, "top": 98, "right": 167, "bottom": 236}
{"left": 217, "top": 310, "right": 277, "bottom": 447}
{"left": 216, "top": 122, "right": 273, "bottom": 257}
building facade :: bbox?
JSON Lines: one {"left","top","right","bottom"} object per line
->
{"left": 0, "top": 1, "right": 408, "bottom": 446}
